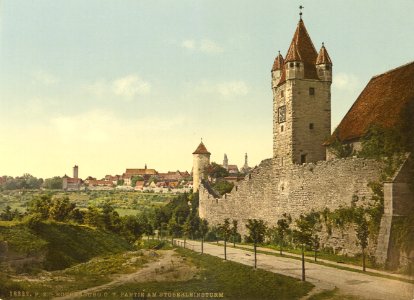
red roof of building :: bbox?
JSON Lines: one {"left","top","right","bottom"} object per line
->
{"left": 330, "top": 61, "right": 414, "bottom": 143}
{"left": 192, "top": 142, "right": 211, "bottom": 155}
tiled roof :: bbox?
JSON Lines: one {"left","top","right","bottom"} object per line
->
{"left": 272, "top": 52, "right": 284, "bottom": 71}
{"left": 192, "top": 142, "right": 211, "bottom": 155}
{"left": 316, "top": 44, "right": 332, "bottom": 65}
{"left": 125, "top": 168, "right": 157, "bottom": 175}
{"left": 330, "top": 61, "right": 414, "bottom": 143}
{"left": 277, "top": 19, "right": 319, "bottom": 86}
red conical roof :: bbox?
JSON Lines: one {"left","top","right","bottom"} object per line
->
{"left": 192, "top": 142, "right": 211, "bottom": 155}
{"left": 316, "top": 43, "right": 332, "bottom": 65}
{"left": 278, "top": 19, "right": 319, "bottom": 86}
{"left": 272, "top": 52, "right": 284, "bottom": 71}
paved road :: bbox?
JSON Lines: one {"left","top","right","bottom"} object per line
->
{"left": 175, "top": 239, "right": 414, "bottom": 300}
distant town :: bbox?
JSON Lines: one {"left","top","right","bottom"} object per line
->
{"left": 0, "top": 153, "right": 252, "bottom": 194}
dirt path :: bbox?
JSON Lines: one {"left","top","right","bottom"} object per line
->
{"left": 53, "top": 249, "right": 197, "bottom": 300}
{"left": 177, "top": 239, "right": 414, "bottom": 300}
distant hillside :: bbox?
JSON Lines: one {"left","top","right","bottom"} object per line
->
{"left": 0, "top": 221, "right": 133, "bottom": 271}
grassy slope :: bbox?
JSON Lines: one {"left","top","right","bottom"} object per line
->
{"left": 0, "top": 221, "right": 133, "bottom": 271}
{"left": 105, "top": 247, "right": 314, "bottom": 300}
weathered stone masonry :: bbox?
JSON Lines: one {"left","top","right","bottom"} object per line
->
{"left": 200, "top": 158, "right": 381, "bottom": 237}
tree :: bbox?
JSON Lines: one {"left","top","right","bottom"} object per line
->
{"left": 231, "top": 219, "right": 238, "bottom": 248}
{"left": 0, "top": 206, "right": 13, "bottom": 221}
{"left": 168, "top": 214, "right": 182, "bottom": 244}
{"left": 199, "top": 219, "right": 209, "bottom": 254}
{"left": 245, "top": 219, "right": 267, "bottom": 268}
{"left": 84, "top": 206, "right": 104, "bottom": 228}
{"left": 293, "top": 215, "right": 313, "bottom": 281}
{"left": 43, "top": 177, "right": 63, "bottom": 189}
{"left": 28, "top": 194, "right": 52, "bottom": 219}
{"left": 130, "top": 176, "right": 144, "bottom": 187}
{"left": 218, "top": 218, "right": 232, "bottom": 260}
{"left": 182, "top": 216, "right": 191, "bottom": 248}
{"left": 211, "top": 180, "right": 234, "bottom": 195}
{"left": 101, "top": 203, "right": 121, "bottom": 233}
{"left": 304, "top": 211, "right": 322, "bottom": 262}
{"left": 207, "top": 162, "right": 229, "bottom": 179}
{"left": 354, "top": 209, "right": 369, "bottom": 272}
{"left": 275, "top": 214, "right": 291, "bottom": 255}
{"left": 49, "top": 197, "right": 76, "bottom": 222}
{"left": 121, "top": 215, "right": 144, "bottom": 243}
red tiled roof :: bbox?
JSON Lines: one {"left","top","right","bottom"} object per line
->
{"left": 316, "top": 44, "right": 332, "bottom": 65}
{"left": 125, "top": 168, "right": 157, "bottom": 176}
{"left": 272, "top": 52, "right": 284, "bottom": 71}
{"left": 330, "top": 61, "right": 414, "bottom": 143}
{"left": 192, "top": 142, "right": 211, "bottom": 155}
{"left": 277, "top": 19, "right": 319, "bottom": 86}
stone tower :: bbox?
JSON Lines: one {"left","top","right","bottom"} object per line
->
{"left": 223, "top": 154, "right": 228, "bottom": 170}
{"left": 192, "top": 141, "right": 211, "bottom": 192}
{"left": 272, "top": 18, "right": 332, "bottom": 166}
{"left": 73, "top": 165, "right": 79, "bottom": 179}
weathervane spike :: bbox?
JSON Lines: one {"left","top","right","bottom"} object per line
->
{"left": 299, "top": 5, "right": 304, "bottom": 19}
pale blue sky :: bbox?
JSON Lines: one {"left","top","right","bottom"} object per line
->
{"left": 0, "top": 0, "right": 413, "bottom": 178}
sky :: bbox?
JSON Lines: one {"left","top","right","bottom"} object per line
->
{"left": 0, "top": 0, "right": 413, "bottom": 179}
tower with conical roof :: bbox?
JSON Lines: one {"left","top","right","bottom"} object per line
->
{"left": 192, "top": 140, "right": 211, "bottom": 192}
{"left": 272, "top": 15, "right": 332, "bottom": 165}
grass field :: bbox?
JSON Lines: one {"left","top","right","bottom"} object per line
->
{"left": 102, "top": 247, "right": 314, "bottom": 300}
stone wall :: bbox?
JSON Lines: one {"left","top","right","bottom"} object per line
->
{"left": 199, "top": 157, "right": 383, "bottom": 255}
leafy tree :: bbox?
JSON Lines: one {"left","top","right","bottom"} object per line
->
{"left": 0, "top": 205, "right": 13, "bottom": 221}
{"left": 354, "top": 209, "right": 369, "bottom": 272}
{"left": 121, "top": 215, "right": 144, "bottom": 243}
{"left": 43, "top": 177, "right": 63, "bottom": 189}
{"left": 207, "top": 162, "right": 229, "bottom": 179}
{"left": 101, "top": 203, "right": 121, "bottom": 233}
{"left": 293, "top": 215, "right": 313, "bottom": 281}
{"left": 117, "top": 179, "right": 124, "bottom": 186}
{"left": 231, "top": 219, "right": 238, "bottom": 248}
{"left": 218, "top": 218, "right": 232, "bottom": 260}
{"left": 199, "top": 219, "right": 209, "bottom": 254}
{"left": 28, "top": 194, "right": 52, "bottom": 219}
{"left": 182, "top": 216, "right": 191, "bottom": 248}
{"left": 328, "top": 134, "right": 354, "bottom": 158}
{"left": 304, "top": 211, "right": 322, "bottom": 262}
{"left": 245, "top": 219, "right": 267, "bottom": 268}
{"left": 275, "top": 214, "right": 292, "bottom": 255}
{"left": 211, "top": 179, "right": 234, "bottom": 195}
{"left": 84, "top": 206, "right": 104, "bottom": 228}
{"left": 130, "top": 176, "right": 144, "bottom": 187}
{"left": 49, "top": 197, "right": 76, "bottom": 222}
{"left": 168, "top": 214, "right": 182, "bottom": 244}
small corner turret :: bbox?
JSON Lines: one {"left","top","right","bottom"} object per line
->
{"left": 316, "top": 42, "right": 333, "bottom": 82}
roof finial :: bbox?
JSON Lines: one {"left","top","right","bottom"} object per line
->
{"left": 201, "top": 137, "right": 203, "bottom": 143}
{"left": 322, "top": 42, "right": 325, "bottom": 47}
{"left": 299, "top": 5, "right": 304, "bottom": 19}
{"left": 278, "top": 50, "right": 281, "bottom": 55}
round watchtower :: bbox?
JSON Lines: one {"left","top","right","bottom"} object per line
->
{"left": 192, "top": 141, "right": 211, "bottom": 193}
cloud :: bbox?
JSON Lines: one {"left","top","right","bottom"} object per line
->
{"left": 333, "top": 73, "right": 360, "bottom": 92}
{"left": 49, "top": 110, "right": 188, "bottom": 144}
{"left": 181, "top": 39, "right": 195, "bottom": 50}
{"left": 113, "top": 75, "right": 151, "bottom": 98}
{"left": 84, "top": 75, "right": 152, "bottom": 99}
{"left": 181, "top": 39, "right": 223, "bottom": 54}
{"left": 192, "top": 80, "right": 249, "bottom": 99}
{"left": 32, "top": 70, "right": 59, "bottom": 86}
{"left": 217, "top": 81, "right": 249, "bottom": 97}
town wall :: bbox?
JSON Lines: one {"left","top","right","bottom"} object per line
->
{"left": 199, "top": 157, "right": 383, "bottom": 255}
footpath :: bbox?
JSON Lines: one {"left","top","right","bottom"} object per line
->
{"left": 174, "top": 238, "right": 414, "bottom": 300}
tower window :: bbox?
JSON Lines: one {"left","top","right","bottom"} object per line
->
{"left": 281, "top": 125, "right": 284, "bottom": 132}
{"left": 280, "top": 90, "right": 284, "bottom": 97}
{"left": 295, "top": 62, "right": 300, "bottom": 67}
{"left": 301, "top": 154, "right": 307, "bottom": 164}
{"left": 325, "top": 65, "right": 331, "bottom": 70}
{"left": 309, "top": 87, "right": 315, "bottom": 95}
{"left": 289, "top": 62, "right": 294, "bottom": 68}
{"left": 309, "top": 123, "right": 314, "bottom": 129}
